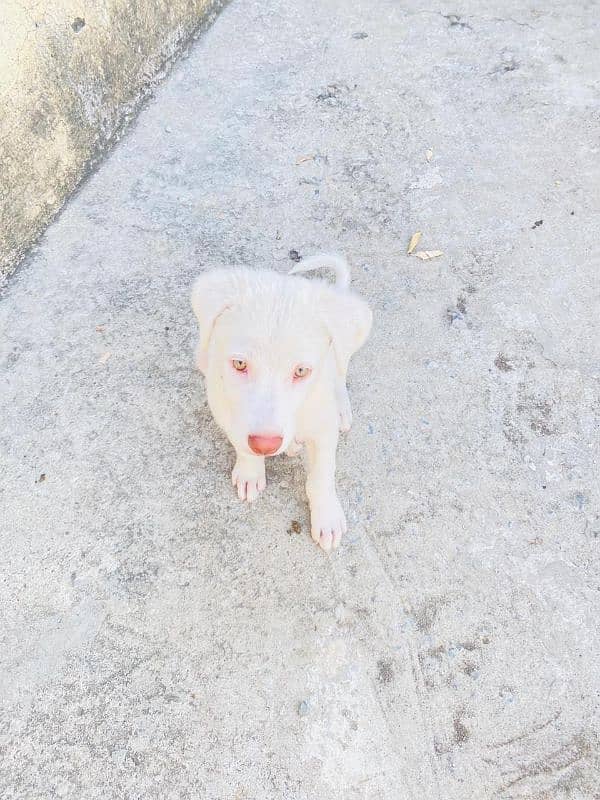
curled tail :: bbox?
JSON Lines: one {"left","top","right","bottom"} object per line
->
{"left": 288, "top": 253, "right": 350, "bottom": 290}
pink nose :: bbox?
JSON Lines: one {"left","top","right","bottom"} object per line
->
{"left": 248, "top": 435, "right": 283, "bottom": 456}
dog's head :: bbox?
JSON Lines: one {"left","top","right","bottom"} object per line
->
{"left": 191, "top": 268, "right": 371, "bottom": 456}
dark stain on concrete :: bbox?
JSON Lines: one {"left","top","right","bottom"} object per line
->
{"left": 454, "top": 715, "right": 470, "bottom": 744}
{"left": 495, "top": 354, "right": 514, "bottom": 372}
{"left": 377, "top": 659, "right": 394, "bottom": 685}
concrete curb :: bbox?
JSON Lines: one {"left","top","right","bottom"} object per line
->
{"left": 0, "top": 0, "right": 227, "bottom": 283}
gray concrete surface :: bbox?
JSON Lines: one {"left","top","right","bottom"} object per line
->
{"left": 0, "top": 0, "right": 223, "bottom": 281}
{"left": 1, "top": 1, "right": 599, "bottom": 797}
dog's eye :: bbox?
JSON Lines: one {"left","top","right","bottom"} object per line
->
{"left": 232, "top": 359, "right": 247, "bottom": 372}
{"left": 293, "top": 365, "right": 311, "bottom": 379}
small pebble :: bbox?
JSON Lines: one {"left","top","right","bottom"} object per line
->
{"left": 448, "top": 309, "right": 464, "bottom": 323}
{"left": 352, "top": 31, "right": 368, "bottom": 39}
{"left": 297, "top": 700, "right": 310, "bottom": 716}
{"left": 289, "top": 249, "right": 301, "bottom": 262}
{"left": 500, "top": 687, "right": 515, "bottom": 703}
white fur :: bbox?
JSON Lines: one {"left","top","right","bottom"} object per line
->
{"left": 191, "top": 254, "right": 372, "bottom": 552}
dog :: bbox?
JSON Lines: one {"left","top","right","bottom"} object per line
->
{"left": 191, "top": 254, "right": 372, "bottom": 552}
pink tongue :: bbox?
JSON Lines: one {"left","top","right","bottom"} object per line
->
{"left": 248, "top": 435, "right": 283, "bottom": 455}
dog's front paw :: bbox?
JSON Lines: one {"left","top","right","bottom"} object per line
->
{"left": 309, "top": 494, "right": 347, "bottom": 553}
{"left": 232, "top": 457, "right": 266, "bottom": 502}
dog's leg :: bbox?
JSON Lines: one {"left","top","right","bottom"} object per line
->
{"left": 335, "top": 375, "right": 352, "bottom": 433}
{"left": 304, "top": 433, "right": 347, "bottom": 552}
{"left": 232, "top": 452, "right": 266, "bottom": 502}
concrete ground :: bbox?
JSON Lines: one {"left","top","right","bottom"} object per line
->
{"left": 1, "top": 1, "right": 599, "bottom": 797}
{"left": 0, "top": 0, "right": 220, "bottom": 280}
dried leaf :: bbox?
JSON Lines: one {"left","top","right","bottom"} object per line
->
{"left": 296, "top": 155, "right": 314, "bottom": 165}
{"left": 98, "top": 351, "right": 111, "bottom": 364}
{"left": 426, "top": 149, "right": 434, "bottom": 162}
{"left": 415, "top": 250, "right": 444, "bottom": 261}
{"left": 407, "top": 231, "right": 422, "bottom": 255}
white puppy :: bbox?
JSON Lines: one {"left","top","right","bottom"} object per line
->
{"left": 191, "top": 254, "right": 372, "bottom": 552}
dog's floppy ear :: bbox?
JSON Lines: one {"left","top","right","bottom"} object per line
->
{"left": 320, "top": 289, "right": 372, "bottom": 376}
{"left": 191, "top": 269, "right": 241, "bottom": 370}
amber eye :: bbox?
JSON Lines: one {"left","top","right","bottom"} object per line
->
{"left": 294, "top": 365, "right": 311, "bottom": 379}
{"left": 232, "top": 359, "right": 247, "bottom": 372}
